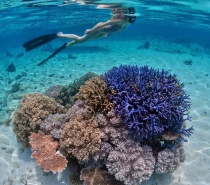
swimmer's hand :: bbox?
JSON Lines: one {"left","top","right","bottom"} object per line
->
{"left": 57, "top": 32, "right": 63, "bottom": 37}
{"left": 85, "top": 29, "right": 92, "bottom": 34}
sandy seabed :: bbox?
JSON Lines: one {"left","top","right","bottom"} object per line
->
{"left": 0, "top": 37, "right": 210, "bottom": 185}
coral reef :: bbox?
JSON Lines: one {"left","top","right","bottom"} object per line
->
{"left": 155, "top": 144, "right": 185, "bottom": 174}
{"left": 81, "top": 167, "right": 123, "bottom": 185}
{"left": 6, "top": 62, "right": 16, "bottom": 72}
{"left": 12, "top": 65, "right": 194, "bottom": 185}
{"left": 40, "top": 113, "right": 66, "bottom": 139}
{"left": 68, "top": 158, "right": 83, "bottom": 185}
{"left": 44, "top": 85, "right": 64, "bottom": 100}
{"left": 75, "top": 77, "right": 113, "bottom": 113}
{"left": 29, "top": 131, "right": 67, "bottom": 173}
{"left": 50, "top": 72, "right": 97, "bottom": 107}
{"left": 13, "top": 93, "right": 64, "bottom": 147}
{"left": 60, "top": 111, "right": 101, "bottom": 161}
{"left": 106, "top": 141, "right": 155, "bottom": 185}
{"left": 104, "top": 65, "right": 193, "bottom": 144}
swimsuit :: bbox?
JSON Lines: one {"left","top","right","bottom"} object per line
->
{"left": 103, "top": 24, "right": 122, "bottom": 34}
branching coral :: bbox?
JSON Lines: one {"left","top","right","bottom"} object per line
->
{"left": 40, "top": 113, "right": 66, "bottom": 139}
{"left": 106, "top": 140, "right": 155, "bottom": 185}
{"left": 81, "top": 167, "right": 123, "bottom": 185}
{"left": 13, "top": 93, "right": 64, "bottom": 147}
{"left": 44, "top": 85, "right": 64, "bottom": 100}
{"left": 60, "top": 116, "right": 101, "bottom": 161}
{"left": 65, "top": 100, "right": 92, "bottom": 122}
{"left": 29, "top": 131, "right": 67, "bottom": 173}
{"left": 75, "top": 77, "right": 113, "bottom": 113}
{"left": 50, "top": 72, "right": 97, "bottom": 108}
{"left": 104, "top": 65, "right": 193, "bottom": 143}
{"left": 155, "top": 144, "right": 185, "bottom": 174}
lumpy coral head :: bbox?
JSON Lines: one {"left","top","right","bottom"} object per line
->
{"left": 104, "top": 65, "right": 192, "bottom": 142}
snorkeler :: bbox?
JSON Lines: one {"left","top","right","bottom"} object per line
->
{"left": 23, "top": 6, "right": 136, "bottom": 66}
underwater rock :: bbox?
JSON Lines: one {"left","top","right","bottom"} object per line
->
{"left": 15, "top": 72, "right": 27, "bottom": 80}
{"left": 6, "top": 63, "right": 16, "bottom": 72}
{"left": 6, "top": 51, "right": 13, "bottom": 57}
{"left": 137, "top": 41, "right": 150, "bottom": 50}
{"left": 15, "top": 52, "right": 24, "bottom": 59}
{"left": 68, "top": 54, "right": 77, "bottom": 60}
{"left": 143, "top": 41, "right": 150, "bottom": 49}
{"left": 11, "top": 82, "right": 20, "bottom": 93}
{"left": 183, "top": 60, "right": 192, "bottom": 65}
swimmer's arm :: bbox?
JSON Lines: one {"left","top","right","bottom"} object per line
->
{"left": 85, "top": 19, "right": 122, "bottom": 33}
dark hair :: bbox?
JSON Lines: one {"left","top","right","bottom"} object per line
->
{"left": 126, "top": 15, "right": 136, "bottom": 23}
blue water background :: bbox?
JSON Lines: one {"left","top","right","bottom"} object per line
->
{"left": 0, "top": 1, "right": 210, "bottom": 57}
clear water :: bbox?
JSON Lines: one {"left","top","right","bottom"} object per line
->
{"left": 0, "top": 0, "right": 210, "bottom": 185}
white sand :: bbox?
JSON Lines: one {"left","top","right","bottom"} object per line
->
{"left": 0, "top": 37, "right": 210, "bottom": 185}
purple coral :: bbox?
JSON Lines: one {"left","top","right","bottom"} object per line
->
{"left": 106, "top": 140, "right": 155, "bottom": 185}
{"left": 104, "top": 65, "right": 193, "bottom": 143}
{"left": 40, "top": 113, "right": 66, "bottom": 139}
{"left": 155, "top": 144, "right": 185, "bottom": 174}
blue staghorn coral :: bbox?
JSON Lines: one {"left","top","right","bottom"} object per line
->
{"left": 104, "top": 65, "right": 193, "bottom": 143}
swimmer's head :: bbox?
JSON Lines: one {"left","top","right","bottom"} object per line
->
{"left": 125, "top": 15, "right": 136, "bottom": 23}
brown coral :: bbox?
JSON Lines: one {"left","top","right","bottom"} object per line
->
{"left": 29, "top": 131, "right": 67, "bottom": 173}
{"left": 60, "top": 116, "right": 101, "bottom": 162}
{"left": 81, "top": 167, "right": 123, "bottom": 185}
{"left": 13, "top": 93, "right": 64, "bottom": 147}
{"left": 75, "top": 77, "right": 113, "bottom": 113}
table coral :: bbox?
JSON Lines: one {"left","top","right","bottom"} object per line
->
{"left": 13, "top": 93, "right": 64, "bottom": 147}
{"left": 29, "top": 131, "right": 67, "bottom": 173}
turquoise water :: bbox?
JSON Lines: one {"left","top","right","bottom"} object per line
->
{"left": 0, "top": 1, "right": 210, "bottom": 185}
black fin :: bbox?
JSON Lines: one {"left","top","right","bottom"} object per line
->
{"left": 37, "top": 42, "right": 68, "bottom": 66}
{"left": 23, "top": 33, "right": 57, "bottom": 52}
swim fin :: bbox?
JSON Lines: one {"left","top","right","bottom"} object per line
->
{"left": 23, "top": 33, "right": 57, "bottom": 52}
{"left": 37, "top": 42, "right": 68, "bottom": 66}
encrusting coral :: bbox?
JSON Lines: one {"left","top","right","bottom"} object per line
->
{"left": 13, "top": 93, "right": 64, "bottom": 147}
{"left": 75, "top": 77, "right": 113, "bottom": 113}
{"left": 29, "top": 131, "right": 67, "bottom": 173}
